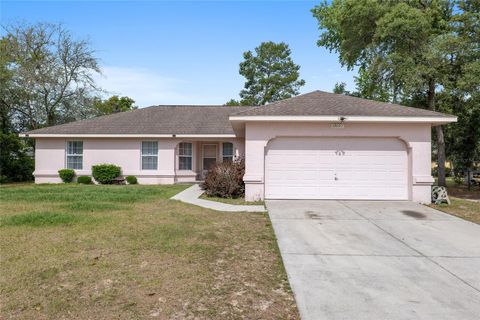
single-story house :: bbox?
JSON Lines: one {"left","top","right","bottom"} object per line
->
{"left": 21, "top": 91, "right": 456, "bottom": 203}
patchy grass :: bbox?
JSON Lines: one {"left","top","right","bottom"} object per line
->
{"left": 0, "top": 184, "right": 298, "bottom": 319}
{"left": 431, "top": 198, "right": 480, "bottom": 224}
{"left": 200, "top": 193, "right": 265, "bottom": 206}
{"left": 0, "top": 211, "right": 97, "bottom": 227}
{"left": 431, "top": 178, "right": 480, "bottom": 224}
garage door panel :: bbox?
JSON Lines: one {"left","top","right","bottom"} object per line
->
{"left": 265, "top": 137, "right": 408, "bottom": 200}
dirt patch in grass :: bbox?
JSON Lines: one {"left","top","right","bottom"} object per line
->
{"left": 442, "top": 178, "right": 480, "bottom": 200}
{"left": 0, "top": 184, "right": 298, "bottom": 319}
{"left": 200, "top": 193, "right": 265, "bottom": 206}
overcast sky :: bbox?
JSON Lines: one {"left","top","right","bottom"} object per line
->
{"left": 1, "top": 0, "right": 356, "bottom": 107}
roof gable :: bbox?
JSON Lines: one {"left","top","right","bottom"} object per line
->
{"left": 232, "top": 91, "right": 454, "bottom": 118}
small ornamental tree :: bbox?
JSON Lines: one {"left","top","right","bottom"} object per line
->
{"left": 91, "top": 164, "right": 121, "bottom": 184}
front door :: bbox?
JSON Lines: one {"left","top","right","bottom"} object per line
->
{"left": 202, "top": 144, "right": 217, "bottom": 177}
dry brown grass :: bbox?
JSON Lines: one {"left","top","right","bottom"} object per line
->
{"left": 431, "top": 178, "right": 480, "bottom": 224}
{"left": 0, "top": 184, "right": 298, "bottom": 319}
{"left": 431, "top": 198, "right": 480, "bottom": 224}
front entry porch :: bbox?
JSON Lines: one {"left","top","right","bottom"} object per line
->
{"left": 174, "top": 139, "right": 243, "bottom": 183}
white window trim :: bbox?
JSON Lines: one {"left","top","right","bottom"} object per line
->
{"left": 141, "top": 141, "right": 158, "bottom": 170}
{"left": 222, "top": 142, "right": 234, "bottom": 162}
{"left": 65, "top": 140, "right": 83, "bottom": 170}
{"left": 178, "top": 142, "right": 193, "bottom": 171}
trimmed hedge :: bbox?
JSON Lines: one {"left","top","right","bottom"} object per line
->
{"left": 58, "top": 169, "right": 75, "bottom": 183}
{"left": 91, "top": 164, "right": 121, "bottom": 184}
{"left": 201, "top": 158, "right": 245, "bottom": 198}
{"left": 126, "top": 176, "right": 138, "bottom": 184}
{"left": 77, "top": 176, "right": 92, "bottom": 184}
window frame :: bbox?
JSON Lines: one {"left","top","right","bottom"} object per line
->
{"left": 66, "top": 140, "right": 83, "bottom": 170}
{"left": 222, "top": 142, "right": 234, "bottom": 162}
{"left": 141, "top": 141, "right": 158, "bottom": 170}
{"left": 178, "top": 142, "right": 193, "bottom": 171}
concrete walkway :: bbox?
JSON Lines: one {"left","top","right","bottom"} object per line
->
{"left": 267, "top": 200, "right": 480, "bottom": 320}
{"left": 171, "top": 184, "right": 266, "bottom": 212}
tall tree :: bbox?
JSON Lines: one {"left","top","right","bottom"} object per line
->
{"left": 2, "top": 22, "right": 101, "bottom": 130}
{"left": 312, "top": 0, "right": 475, "bottom": 186}
{"left": 93, "top": 95, "right": 137, "bottom": 115}
{"left": 333, "top": 82, "right": 348, "bottom": 95}
{"left": 238, "top": 41, "right": 305, "bottom": 105}
{"left": 0, "top": 39, "right": 34, "bottom": 183}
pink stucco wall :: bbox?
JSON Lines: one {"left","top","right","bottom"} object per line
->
{"left": 243, "top": 122, "right": 433, "bottom": 203}
{"left": 34, "top": 138, "right": 244, "bottom": 184}
{"left": 34, "top": 122, "right": 434, "bottom": 204}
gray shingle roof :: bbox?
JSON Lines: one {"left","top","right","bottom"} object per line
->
{"left": 25, "top": 106, "right": 253, "bottom": 135}
{"left": 24, "top": 91, "right": 455, "bottom": 136}
{"left": 232, "top": 91, "right": 455, "bottom": 118}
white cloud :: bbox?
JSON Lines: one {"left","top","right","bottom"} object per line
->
{"left": 94, "top": 66, "right": 205, "bottom": 107}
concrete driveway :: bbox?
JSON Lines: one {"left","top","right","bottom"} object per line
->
{"left": 267, "top": 200, "right": 480, "bottom": 320}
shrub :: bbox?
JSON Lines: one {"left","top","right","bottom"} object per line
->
{"left": 58, "top": 169, "right": 75, "bottom": 183}
{"left": 91, "top": 164, "right": 121, "bottom": 184}
{"left": 453, "top": 174, "right": 464, "bottom": 185}
{"left": 77, "top": 176, "right": 92, "bottom": 184}
{"left": 201, "top": 158, "right": 245, "bottom": 198}
{"left": 126, "top": 176, "right": 138, "bottom": 184}
{"left": 0, "top": 133, "right": 34, "bottom": 183}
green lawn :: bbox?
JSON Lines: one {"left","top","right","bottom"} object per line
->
{"left": 0, "top": 184, "right": 298, "bottom": 319}
{"left": 199, "top": 193, "right": 265, "bottom": 206}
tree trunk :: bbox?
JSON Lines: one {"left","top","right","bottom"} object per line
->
{"left": 427, "top": 79, "right": 446, "bottom": 187}
{"left": 47, "top": 111, "right": 55, "bottom": 127}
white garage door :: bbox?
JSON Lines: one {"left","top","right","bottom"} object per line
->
{"left": 265, "top": 137, "right": 408, "bottom": 200}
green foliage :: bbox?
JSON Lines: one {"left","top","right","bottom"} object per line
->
{"left": 453, "top": 174, "right": 464, "bottom": 185}
{"left": 58, "top": 169, "right": 75, "bottom": 183}
{"left": 125, "top": 176, "right": 137, "bottom": 184}
{"left": 2, "top": 22, "right": 101, "bottom": 129}
{"left": 0, "top": 211, "right": 93, "bottom": 227}
{"left": 77, "top": 176, "right": 92, "bottom": 184}
{"left": 91, "top": 164, "right": 121, "bottom": 184}
{"left": 201, "top": 158, "right": 245, "bottom": 198}
{"left": 333, "top": 82, "right": 348, "bottom": 95}
{"left": 312, "top": 0, "right": 480, "bottom": 186}
{"left": 0, "top": 133, "right": 34, "bottom": 183}
{"left": 224, "top": 99, "right": 241, "bottom": 106}
{"left": 93, "top": 95, "right": 137, "bottom": 115}
{"left": 238, "top": 41, "right": 305, "bottom": 105}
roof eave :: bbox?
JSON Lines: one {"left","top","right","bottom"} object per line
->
{"left": 229, "top": 115, "right": 457, "bottom": 125}
{"left": 19, "top": 133, "right": 238, "bottom": 138}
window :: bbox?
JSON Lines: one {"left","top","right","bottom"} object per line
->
{"left": 179, "top": 142, "right": 193, "bottom": 170}
{"left": 222, "top": 142, "right": 234, "bottom": 162}
{"left": 66, "top": 141, "right": 83, "bottom": 169}
{"left": 142, "top": 141, "right": 158, "bottom": 170}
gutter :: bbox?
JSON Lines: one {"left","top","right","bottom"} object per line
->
{"left": 19, "top": 133, "right": 237, "bottom": 138}
{"left": 228, "top": 115, "right": 457, "bottom": 124}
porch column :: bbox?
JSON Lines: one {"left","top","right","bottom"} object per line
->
{"left": 244, "top": 123, "right": 271, "bottom": 201}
